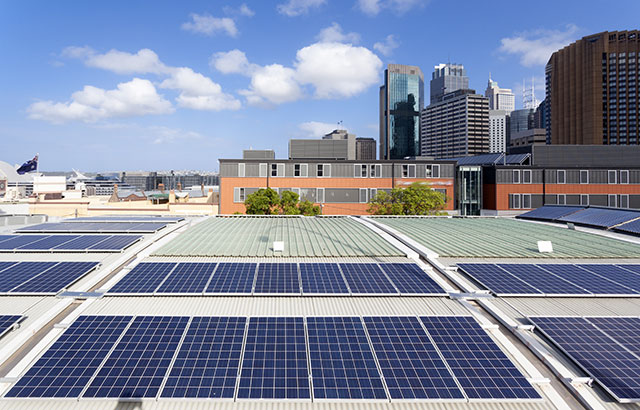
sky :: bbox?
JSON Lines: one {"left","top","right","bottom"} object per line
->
{"left": 1, "top": 0, "right": 639, "bottom": 172}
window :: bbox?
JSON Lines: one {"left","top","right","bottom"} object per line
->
{"left": 557, "top": 170, "right": 566, "bottom": 184}
{"left": 511, "top": 194, "right": 521, "bottom": 209}
{"left": 425, "top": 164, "right": 440, "bottom": 178}
{"left": 608, "top": 170, "right": 617, "bottom": 184}
{"left": 355, "top": 164, "right": 368, "bottom": 178}
{"left": 522, "top": 170, "right": 532, "bottom": 184}
{"left": 402, "top": 164, "right": 416, "bottom": 178}
{"left": 294, "top": 164, "right": 308, "bottom": 177}
{"left": 316, "top": 188, "right": 325, "bottom": 203}
{"left": 271, "top": 163, "right": 284, "bottom": 177}
{"left": 359, "top": 188, "right": 368, "bottom": 203}
{"left": 580, "top": 170, "right": 589, "bottom": 184}
{"left": 620, "top": 170, "right": 629, "bottom": 184}
{"left": 608, "top": 194, "right": 617, "bottom": 207}
{"left": 370, "top": 188, "right": 378, "bottom": 199}
{"left": 233, "top": 187, "right": 246, "bottom": 203}
{"left": 522, "top": 194, "right": 531, "bottom": 209}
{"left": 513, "top": 170, "right": 521, "bottom": 184}
{"left": 370, "top": 164, "right": 382, "bottom": 178}
{"left": 620, "top": 194, "right": 629, "bottom": 208}
{"left": 317, "top": 164, "right": 330, "bottom": 177}
{"left": 580, "top": 194, "right": 589, "bottom": 206}
{"left": 259, "top": 163, "right": 267, "bottom": 178}
{"left": 238, "top": 163, "right": 245, "bottom": 178}
{"left": 557, "top": 194, "right": 566, "bottom": 205}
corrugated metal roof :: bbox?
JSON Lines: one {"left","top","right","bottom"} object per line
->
{"left": 373, "top": 217, "right": 640, "bottom": 258}
{"left": 154, "top": 217, "right": 404, "bottom": 257}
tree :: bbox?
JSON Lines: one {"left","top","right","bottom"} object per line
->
{"left": 244, "top": 188, "right": 280, "bottom": 215}
{"left": 367, "top": 182, "right": 447, "bottom": 215}
{"left": 298, "top": 199, "right": 321, "bottom": 216}
{"left": 280, "top": 190, "right": 301, "bottom": 215}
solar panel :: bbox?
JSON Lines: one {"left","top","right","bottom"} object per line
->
{"left": 530, "top": 316, "right": 640, "bottom": 402}
{"left": 88, "top": 235, "right": 141, "bottom": 251}
{"left": 83, "top": 316, "right": 189, "bottom": 398}
{"left": 10, "top": 261, "right": 99, "bottom": 294}
{"left": 107, "top": 262, "right": 177, "bottom": 294}
{"left": 0, "top": 261, "right": 18, "bottom": 273}
{"left": 156, "top": 263, "right": 217, "bottom": 294}
{"left": 421, "top": 316, "right": 541, "bottom": 400}
{"left": 5, "top": 315, "right": 132, "bottom": 398}
{"left": 307, "top": 316, "right": 387, "bottom": 400}
{"left": 577, "top": 264, "right": 640, "bottom": 293}
{"left": 586, "top": 317, "right": 640, "bottom": 357}
{"left": 558, "top": 207, "right": 640, "bottom": 228}
{"left": 364, "top": 316, "right": 464, "bottom": 400}
{"left": 0, "top": 262, "right": 57, "bottom": 293}
{"left": 339, "top": 263, "right": 397, "bottom": 294}
{"left": 516, "top": 205, "right": 585, "bottom": 221}
{"left": 68, "top": 216, "right": 184, "bottom": 223}
{"left": 161, "top": 316, "right": 246, "bottom": 398}
{"left": 0, "top": 235, "right": 15, "bottom": 244}
{"left": 498, "top": 264, "right": 590, "bottom": 295}
{"left": 237, "top": 317, "right": 310, "bottom": 399}
{"left": 0, "top": 315, "right": 23, "bottom": 339}
{"left": 253, "top": 263, "right": 300, "bottom": 294}
{"left": 16, "top": 222, "right": 168, "bottom": 233}
{"left": 614, "top": 219, "right": 640, "bottom": 236}
{"left": 539, "top": 264, "right": 637, "bottom": 295}
{"left": 52, "top": 235, "right": 112, "bottom": 250}
{"left": 17, "top": 235, "right": 78, "bottom": 250}
{"left": 205, "top": 263, "right": 256, "bottom": 294}
{"left": 457, "top": 263, "right": 542, "bottom": 295}
{"left": 379, "top": 263, "right": 446, "bottom": 295}
{"left": 0, "top": 235, "right": 49, "bottom": 250}
{"left": 299, "top": 263, "right": 349, "bottom": 294}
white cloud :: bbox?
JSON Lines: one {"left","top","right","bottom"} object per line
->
{"left": 316, "top": 23, "right": 360, "bottom": 44}
{"left": 298, "top": 121, "right": 337, "bottom": 137}
{"left": 160, "top": 67, "right": 241, "bottom": 111}
{"left": 28, "top": 78, "right": 174, "bottom": 123}
{"left": 277, "top": 0, "right": 326, "bottom": 16}
{"left": 373, "top": 34, "right": 399, "bottom": 56}
{"left": 239, "top": 4, "right": 255, "bottom": 16}
{"left": 499, "top": 24, "right": 579, "bottom": 67}
{"left": 61, "top": 45, "right": 94, "bottom": 59}
{"left": 295, "top": 42, "right": 382, "bottom": 98}
{"left": 150, "top": 126, "right": 203, "bottom": 144}
{"left": 62, "top": 46, "right": 169, "bottom": 74}
{"left": 181, "top": 13, "right": 238, "bottom": 37}
{"left": 240, "top": 64, "right": 303, "bottom": 106}
{"left": 357, "top": 0, "right": 428, "bottom": 15}
{"left": 210, "top": 49, "right": 258, "bottom": 74}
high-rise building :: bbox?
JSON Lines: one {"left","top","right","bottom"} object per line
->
{"left": 379, "top": 64, "right": 424, "bottom": 159}
{"left": 430, "top": 63, "right": 469, "bottom": 104}
{"left": 489, "top": 110, "right": 509, "bottom": 153}
{"left": 546, "top": 30, "right": 640, "bottom": 145}
{"left": 484, "top": 77, "right": 515, "bottom": 112}
{"left": 355, "top": 137, "right": 376, "bottom": 160}
{"left": 420, "top": 89, "right": 490, "bottom": 158}
{"left": 509, "top": 108, "right": 535, "bottom": 136}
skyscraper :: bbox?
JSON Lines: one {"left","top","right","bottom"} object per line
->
{"left": 430, "top": 63, "right": 469, "bottom": 104}
{"left": 484, "top": 76, "right": 515, "bottom": 112}
{"left": 379, "top": 64, "right": 424, "bottom": 159}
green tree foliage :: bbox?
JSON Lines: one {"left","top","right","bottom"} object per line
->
{"left": 298, "top": 200, "right": 321, "bottom": 216}
{"left": 367, "top": 182, "right": 447, "bottom": 215}
{"left": 244, "top": 189, "right": 321, "bottom": 216}
{"left": 280, "top": 190, "right": 301, "bottom": 215}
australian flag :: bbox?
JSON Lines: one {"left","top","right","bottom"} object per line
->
{"left": 16, "top": 155, "right": 38, "bottom": 175}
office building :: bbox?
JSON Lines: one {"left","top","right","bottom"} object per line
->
{"left": 289, "top": 129, "right": 356, "bottom": 160}
{"left": 379, "top": 64, "right": 424, "bottom": 159}
{"left": 485, "top": 77, "right": 515, "bottom": 112}
{"left": 489, "top": 110, "right": 509, "bottom": 153}
{"left": 546, "top": 30, "right": 640, "bottom": 145}
{"left": 430, "top": 63, "right": 469, "bottom": 104}
{"left": 420, "top": 89, "right": 490, "bottom": 158}
{"left": 509, "top": 129, "right": 546, "bottom": 149}
{"left": 355, "top": 137, "right": 376, "bottom": 160}
{"left": 509, "top": 108, "right": 535, "bottom": 136}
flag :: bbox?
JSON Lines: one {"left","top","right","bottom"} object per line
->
{"left": 16, "top": 155, "right": 38, "bottom": 175}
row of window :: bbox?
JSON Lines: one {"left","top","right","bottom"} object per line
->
{"left": 237, "top": 163, "right": 442, "bottom": 179}
{"left": 509, "top": 193, "right": 631, "bottom": 209}
{"left": 556, "top": 169, "right": 630, "bottom": 184}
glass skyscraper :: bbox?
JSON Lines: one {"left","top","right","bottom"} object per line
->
{"left": 430, "top": 63, "right": 469, "bottom": 104}
{"left": 379, "top": 64, "right": 424, "bottom": 159}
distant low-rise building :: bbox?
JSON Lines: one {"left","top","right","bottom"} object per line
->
{"left": 356, "top": 137, "right": 376, "bottom": 160}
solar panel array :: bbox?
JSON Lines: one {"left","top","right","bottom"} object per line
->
{"left": 6, "top": 315, "right": 541, "bottom": 402}
{"left": 66, "top": 216, "right": 184, "bottom": 223}
{"left": 0, "top": 315, "right": 23, "bottom": 339}
{"left": 0, "top": 234, "right": 141, "bottom": 252}
{"left": 614, "top": 219, "right": 640, "bottom": 236}
{"left": 458, "top": 263, "right": 640, "bottom": 296}
{"left": 529, "top": 316, "right": 640, "bottom": 403}
{"left": 0, "top": 261, "right": 99, "bottom": 294}
{"left": 17, "top": 222, "right": 168, "bottom": 234}
{"left": 516, "top": 205, "right": 585, "bottom": 222}
{"left": 107, "top": 262, "right": 446, "bottom": 296}
{"left": 558, "top": 207, "right": 640, "bottom": 228}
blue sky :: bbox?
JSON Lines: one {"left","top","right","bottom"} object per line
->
{"left": 1, "top": 0, "right": 639, "bottom": 172}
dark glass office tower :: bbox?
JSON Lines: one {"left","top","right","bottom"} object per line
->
{"left": 379, "top": 64, "right": 424, "bottom": 159}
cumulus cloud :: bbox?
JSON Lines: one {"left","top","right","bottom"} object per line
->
{"left": 357, "top": 0, "right": 428, "bottom": 16}
{"left": 181, "top": 13, "right": 238, "bottom": 37}
{"left": 499, "top": 24, "right": 580, "bottom": 67}
{"left": 240, "top": 64, "right": 303, "bottom": 106}
{"left": 210, "top": 49, "right": 258, "bottom": 74}
{"left": 224, "top": 3, "right": 255, "bottom": 17}
{"left": 298, "top": 121, "right": 337, "bottom": 137}
{"left": 160, "top": 67, "right": 241, "bottom": 111}
{"left": 28, "top": 78, "right": 174, "bottom": 123}
{"left": 373, "top": 34, "right": 399, "bottom": 56}
{"left": 62, "top": 46, "right": 169, "bottom": 74}
{"left": 151, "top": 126, "right": 204, "bottom": 144}
{"left": 277, "top": 0, "right": 326, "bottom": 16}
{"left": 316, "top": 23, "right": 360, "bottom": 44}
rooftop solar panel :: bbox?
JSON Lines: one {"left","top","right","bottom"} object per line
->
{"left": 253, "top": 263, "right": 300, "bottom": 294}
{"left": 307, "top": 316, "right": 387, "bottom": 400}
{"left": 5, "top": 315, "right": 132, "bottom": 398}
{"left": 539, "top": 264, "right": 637, "bottom": 295}
{"left": 0, "top": 315, "right": 23, "bottom": 339}
{"left": 0, "top": 261, "right": 18, "bottom": 273}
{"left": 0, "top": 235, "right": 49, "bottom": 250}
{"left": 16, "top": 222, "right": 167, "bottom": 233}
{"left": 498, "top": 264, "right": 590, "bottom": 296}
{"left": 421, "top": 316, "right": 541, "bottom": 400}
{"left": 617, "top": 264, "right": 640, "bottom": 276}
{"left": 107, "top": 262, "right": 177, "bottom": 294}
{"left": 51, "top": 235, "right": 112, "bottom": 250}
{"left": 364, "top": 316, "right": 464, "bottom": 400}
{"left": 88, "top": 235, "right": 141, "bottom": 251}
{"left": 516, "top": 205, "right": 585, "bottom": 221}
{"left": 558, "top": 207, "right": 640, "bottom": 228}
{"left": 161, "top": 316, "right": 246, "bottom": 398}
{"left": 586, "top": 316, "right": 640, "bottom": 358}
{"left": 0, "top": 262, "right": 57, "bottom": 293}
{"left": 379, "top": 263, "right": 446, "bottom": 295}
{"left": 299, "top": 263, "right": 349, "bottom": 294}
{"left": 576, "top": 264, "right": 640, "bottom": 293}
{"left": 339, "top": 263, "right": 397, "bottom": 294}
{"left": 205, "top": 262, "right": 256, "bottom": 294}
{"left": 156, "top": 263, "right": 217, "bottom": 294}
{"left": 17, "top": 235, "right": 78, "bottom": 250}
{"left": 530, "top": 316, "right": 640, "bottom": 402}
{"left": 83, "top": 316, "right": 189, "bottom": 398}
{"left": 0, "top": 235, "right": 15, "bottom": 244}
{"left": 614, "top": 219, "right": 640, "bottom": 236}
{"left": 10, "top": 261, "right": 99, "bottom": 294}
{"left": 457, "top": 263, "right": 542, "bottom": 296}
{"left": 67, "top": 216, "right": 184, "bottom": 223}
{"left": 237, "top": 317, "right": 310, "bottom": 400}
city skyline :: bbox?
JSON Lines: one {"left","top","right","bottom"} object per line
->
{"left": 2, "top": 0, "right": 639, "bottom": 171}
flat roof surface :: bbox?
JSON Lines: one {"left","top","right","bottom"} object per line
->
{"left": 373, "top": 217, "right": 640, "bottom": 258}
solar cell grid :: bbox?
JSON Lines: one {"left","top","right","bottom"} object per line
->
{"left": 530, "top": 316, "right": 640, "bottom": 402}
{"left": 539, "top": 264, "right": 637, "bottom": 295}
{"left": 0, "top": 262, "right": 57, "bottom": 293}
{"left": 107, "top": 262, "right": 176, "bottom": 294}
{"left": 0, "top": 235, "right": 49, "bottom": 250}
{"left": 379, "top": 263, "right": 446, "bottom": 295}
{"left": 457, "top": 263, "right": 542, "bottom": 295}
{"left": 498, "top": 264, "right": 590, "bottom": 295}
{"left": 558, "top": 208, "right": 640, "bottom": 228}
{"left": 0, "top": 235, "right": 15, "bottom": 244}
{"left": 0, "top": 261, "right": 18, "bottom": 273}
{"left": 615, "top": 219, "right": 640, "bottom": 235}
{"left": 299, "top": 263, "right": 349, "bottom": 294}
{"left": 253, "top": 263, "right": 300, "bottom": 294}
{"left": 52, "top": 235, "right": 112, "bottom": 250}
{"left": 11, "top": 261, "right": 99, "bottom": 294}
{"left": 307, "top": 316, "right": 387, "bottom": 400}
{"left": 5, "top": 315, "right": 133, "bottom": 398}
{"left": 205, "top": 263, "right": 256, "bottom": 294}
{"left": 586, "top": 317, "right": 640, "bottom": 358}
{"left": 618, "top": 264, "right": 640, "bottom": 276}
{"left": 89, "top": 235, "right": 141, "bottom": 251}
{"left": 16, "top": 222, "right": 167, "bottom": 233}
{"left": 17, "top": 235, "right": 78, "bottom": 250}
{"left": 156, "top": 263, "right": 217, "bottom": 294}
{"left": 517, "top": 206, "right": 585, "bottom": 221}
{"left": 577, "top": 265, "right": 640, "bottom": 293}
{"left": 420, "top": 316, "right": 541, "bottom": 400}
{"left": 237, "top": 317, "right": 310, "bottom": 399}
{"left": 83, "top": 315, "right": 189, "bottom": 398}
{"left": 161, "top": 316, "right": 246, "bottom": 398}
{"left": 339, "top": 263, "right": 397, "bottom": 294}
{"left": 0, "top": 315, "right": 23, "bottom": 338}
{"left": 364, "top": 316, "right": 464, "bottom": 400}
